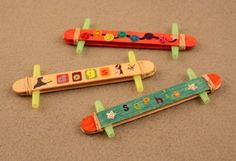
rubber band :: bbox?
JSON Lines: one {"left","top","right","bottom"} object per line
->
{"left": 26, "top": 77, "right": 32, "bottom": 95}
{"left": 179, "top": 34, "right": 186, "bottom": 50}
{"left": 202, "top": 75, "right": 216, "bottom": 92}
{"left": 136, "top": 62, "right": 144, "bottom": 78}
{"left": 73, "top": 28, "right": 80, "bottom": 45}
{"left": 93, "top": 112, "right": 102, "bottom": 132}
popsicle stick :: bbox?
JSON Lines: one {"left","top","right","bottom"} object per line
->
{"left": 80, "top": 71, "right": 221, "bottom": 137}
{"left": 64, "top": 21, "right": 197, "bottom": 58}
{"left": 12, "top": 52, "right": 156, "bottom": 108}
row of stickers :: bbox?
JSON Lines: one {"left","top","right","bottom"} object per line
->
{"left": 104, "top": 83, "right": 199, "bottom": 120}
{"left": 57, "top": 65, "right": 123, "bottom": 84}
{"left": 33, "top": 63, "right": 135, "bottom": 89}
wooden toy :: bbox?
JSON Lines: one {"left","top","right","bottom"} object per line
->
{"left": 64, "top": 18, "right": 196, "bottom": 59}
{"left": 12, "top": 51, "right": 156, "bottom": 108}
{"left": 80, "top": 68, "right": 221, "bottom": 138}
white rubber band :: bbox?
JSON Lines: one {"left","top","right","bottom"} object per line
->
{"left": 73, "top": 28, "right": 80, "bottom": 45}
{"left": 179, "top": 34, "right": 186, "bottom": 50}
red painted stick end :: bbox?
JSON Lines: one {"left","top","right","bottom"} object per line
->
{"left": 207, "top": 73, "right": 222, "bottom": 90}
{"left": 80, "top": 113, "right": 98, "bottom": 134}
{"left": 64, "top": 29, "right": 76, "bottom": 44}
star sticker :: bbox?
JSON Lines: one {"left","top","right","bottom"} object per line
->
{"left": 106, "top": 111, "right": 116, "bottom": 119}
{"left": 188, "top": 84, "right": 197, "bottom": 91}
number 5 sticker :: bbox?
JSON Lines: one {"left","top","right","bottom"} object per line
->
{"left": 85, "top": 69, "right": 97, "bottom": 79}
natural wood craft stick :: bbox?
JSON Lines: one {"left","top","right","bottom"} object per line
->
{"left": 12, "top": 60, "right": 155, "bottom": 96}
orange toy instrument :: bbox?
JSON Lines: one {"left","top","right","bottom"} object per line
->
{"left": 64, "top": 18, "right": 196, "bottom": 59}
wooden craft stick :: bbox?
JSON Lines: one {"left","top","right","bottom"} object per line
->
{"left": 80, "top": 69, "right": 221, "bottom": 138}
{"left": 12, "top": 60, "right": 155, "bottom": 96}
{"left": 63, "top": 18, "right": 196, "bottom": 59}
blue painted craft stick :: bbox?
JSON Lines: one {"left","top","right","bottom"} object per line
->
{"left": 80, "top": 72, "right": 221, "bottom": 137}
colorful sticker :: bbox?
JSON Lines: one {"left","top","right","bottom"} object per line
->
{"left": 155, "top": 97, "right": 164, "bottom": 104}
{"left": 118, "top": 31, "right": 127, "bottom": 38}
{"left": 99, "top": 67, "right": 110, "bottom": 77}
{"left": 130, "top": 35, "right": 140, "bottom": 42}
{"left": 188, "top": 84, "right": 197, "bottom": 91}
{"left": 72, "top": 71, "right": 82, "bottom": 82}
{"left": 173, "top": 91, "right": 180, "bottom": 97}
{"left": 104, "top": 33, "right": 114, "bottom": 41}
{"left": 133, "top": 103, "right": 141, "bottom": 110}
{"left": 106, "top": 111, "right": 116, "bottom": 119}
{"left": 114, "top": 64, "right": 123, "bottom": 75}
{"left": 127, "top": 64, "right": 135, "bottom": 71}
{"left": 143, "top": 97, "right": 150, "bottom": 104}
{"left": 93, "top": 30, "right": 102, "bottom": 37}
{"left": 33, "top": 77, "right": 52, "bottom": 89}
{"left": 85, "top": 69, "right": 97, "bottom": 79}
{"left": 57, "top": 74, "right": 69, "bottom": 84}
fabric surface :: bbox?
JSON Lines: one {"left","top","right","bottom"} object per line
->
{"left": 0, "top": 0, "right": 235, "bottom": 161}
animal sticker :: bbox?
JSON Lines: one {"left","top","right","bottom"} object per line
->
{"left": 33, "top": 77, "right": 52, "bottom": 89}
{"left": 114, "top": 64, "right": 123, "bottom": 75}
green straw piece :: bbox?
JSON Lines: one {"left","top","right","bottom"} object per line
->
{"left": 172, "top": 23, "right": 179, "bottom": 35}
{"left": 187, "top": 68, "right": 210, "bottom": 104}
{"left": 95, "top": 100, "right": 105, "bottom": 112}
{"left": 104, "top": 126, "right": 115, "bottom": 138}
{"left": 171, "top": 23, "right": 179, "bottom": 60}
{"left": 171, "top": 46, "right": 179, "bottom": 60}
{"left": 32, "top": 64, "right": 41, "bottom": 108}
{"left": 95, "top": 100, "right": 115, "bottom": 138}
{"left": 76, "top": 18, "right": 91, "bottom": 54}
{"left": 128, "top": 51, "right": 144, "bottom": 92}
{"left": 199, "top": 92, "right": 211, "bottom": 104}
{"left": 83, "top": 18, "right": 91, "bottom": 29}
{"left": 76, "top": 41, "right": 86, "bottom": 54}
{"left": 187, "top": 68, "right": 197, "bottom": 80}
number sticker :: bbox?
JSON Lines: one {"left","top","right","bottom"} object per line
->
{"left": 85, "top": 69, "right": 97, "bottom": 80}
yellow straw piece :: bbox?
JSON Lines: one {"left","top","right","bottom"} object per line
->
{"left": 32, "top": 64, "right": 41, "bottom": 108}
{"left": 128, "top": 51, "right": 144, "bottom": 93}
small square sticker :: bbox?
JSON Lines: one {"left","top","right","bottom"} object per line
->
{"left": 99, "top": 67, "right": 110, "bottom": 77}
{"left": 72, "top": 71, "right": 82, "bottom": 81}
{"left": 85, "top": 69, "right": 97, "bottom": 79}
{"left": 57, "top": 74, "right": 69, "bottom": 84}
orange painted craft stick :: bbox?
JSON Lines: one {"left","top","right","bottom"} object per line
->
{"left": 63, "top": 18, "right": 196, "bottom": 59}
